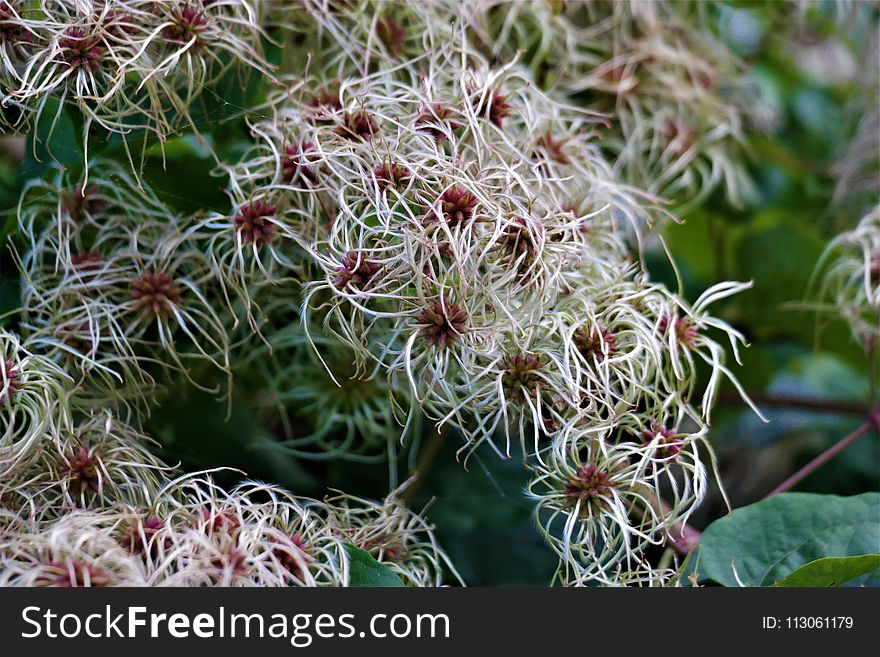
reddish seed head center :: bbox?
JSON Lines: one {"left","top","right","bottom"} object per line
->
{"left": 130, "top": 270, "right": 181, "bottom": 319}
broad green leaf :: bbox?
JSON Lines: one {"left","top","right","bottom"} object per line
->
{"left": 345, "top": 545, "right": 405, "bottom": 587}
{"left": 773, "top": 554, "right": 880, "bottom": 587}
{"left": 688, "top": 492, "right": 880, "bottom": 586}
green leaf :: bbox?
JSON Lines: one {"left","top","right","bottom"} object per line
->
{"left": 20, "top": 98, "right": 82, "bottom": 184}
{"left": 345, "top": 545, "right": 405, "bottom": 587}
{"left": 773, "top": 554, "right": 880, "bottom": 587}
{"left": 688, "top": 492, "right": 880, "bottom": 586}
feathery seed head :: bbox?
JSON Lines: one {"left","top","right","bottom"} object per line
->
{"left": 563, "top": 464, "right": 615, "bottom": 518}
{"left": 427, "top": 186, "right": 478, "bottom": 226}
{"left": 501, "top": 352, "right": 545, "bottom": 402}
{"left": 59, "top": 28, "right": 104, "bottom": 72}
{"left": 417, "top": 299, "right": 468, "bottom": 348}
{"left": 34, "top": 559, "right": 111, "bottom": 587}
{"left": 234, "top": 200, "right": 277, "bottom": 246}
{"left": 130, "top": 271, "right": 181, "bottom": 319}
{"left": 0, "top": 358, "right": 20, "bottom": 405}
{"left": 374, "top": 162, "right": 411, "bottom": 190}
{"left": 282, "top": 141, "right": 318, "bottom": 184}
{"left": 163, "top": 3, "right": 209, "bottom": 47}
{"left": 334, "top": 252, "right": 381, "bottom": 289}
{"left": 336, "top": 109, "right": 378, "bottom": 140}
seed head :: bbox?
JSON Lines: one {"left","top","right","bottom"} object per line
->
{"left": 62, "top": 185, "right": 104, "bottom": 221}
{"left": 64, "top": 444, "right": 102, "bottom": 496}
{"left": 498, "top": 216, "right": 542, "bottom": 270}
{"left": 374, "top": 162, "right": 411, "bottom": 190}
{"left": 121, "top": 515, "right": 165, "bottom": 556}
{"left": 68, "top": 251, "right": 104, "bottom": 281}
{"left": 199, "top": 507, "right": 240, "bottom": 534}
{"left": 0, "top": 358, "right": 21, "bottom": 405}
{"left": 415, "top": 103, "right": 460, "bottom": 141}
{"left": 234, "top": 200, "right": 277, "bottom": 246}
{"left": 535, "top": 132, "right": 570, "bottom": 165}
{"left": 426, "top": 186, "right": 478, "bottom": 226}
{"left": 471, "top": 88, "right": 512, "bottom": 127}
{"left": 334, "top": 252, "right": 381, "bottom": 289}
{"left": 360, "top": 533, "right": 407, "bottom": 562}
{"left": 642, "top": 425, "right": 683, "bottom": 461}
{"left": 282, "top": 141, "right": 318, "bottom": 184}
{"left": 272, "top": 533, "right": 313, "bottom": 578}
{"left": 658, "top": 314, "right": 698, "bottom": 348}
{"left": 417, "top": 299, "right": 468, "bottom": 348}
{"left": 307, "top": 87, "right": 343, "bottom": 122}
{"left": 59, "top": 28, "right": 104, "bottom": 72}
{"left": 563, "top": 464, "right": 614, "bottom": 518}
{"left": 336, "top": 110, "right": 378, "bottom": 140}
{"left": 574, "top": 323, "right": 617, "bottom": 362}
{"left": 0, "top": 2, "right": 24, "bottom": 47}
{"left": 208, "top": 545, "right": 249, "bottom": 579}
{"left": 34, "top": 560, "right": 110, "bottom": 587}
{"left": 163, "top": 3, "right": 208, "bottom": 47}
{"left": 501, "top": 352, "right": 545, "bottom": 402}
{"left": 130, "top": 271, "right": 181, "bottom": 319}
{"left": 662, "top": 121, "right": 696, "bottom": 157}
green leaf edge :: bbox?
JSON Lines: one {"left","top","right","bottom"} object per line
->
{"left": 772, "top": 554, "right": 880, "bottom": 587}
{"left": 344, "top": 544, "right": 405, "bottom": 588}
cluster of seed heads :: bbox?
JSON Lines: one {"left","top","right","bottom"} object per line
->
{"left": 5, "top": 0, "right": 846, "bottom": 587}
{"left": 0, "top": 390, "right": 456, "bottom": 586}
{"left": 0, "top": 0, "right": 273, "bottom": 156}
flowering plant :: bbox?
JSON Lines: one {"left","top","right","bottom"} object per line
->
{"left": 0, "top": 1, "right": 877, "bottom": 588}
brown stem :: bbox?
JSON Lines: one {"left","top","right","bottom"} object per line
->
{"left": 400, "top": 428, "right": 444, "bottom": 504}
{"left": 718, "top": 390, "right": 870, "bottom": 415}
{"left": 766, "top": 411, "right": 880, "bottom": 497}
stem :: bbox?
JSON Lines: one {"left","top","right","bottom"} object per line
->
{"left": 766, "top": 411, "right": 880, "bottom": 497}
{"left": 718, "top": 390, "right": 870, "bottom": 415}
{"left": 400, "top": 428, "right": 444, "bottom": 504}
